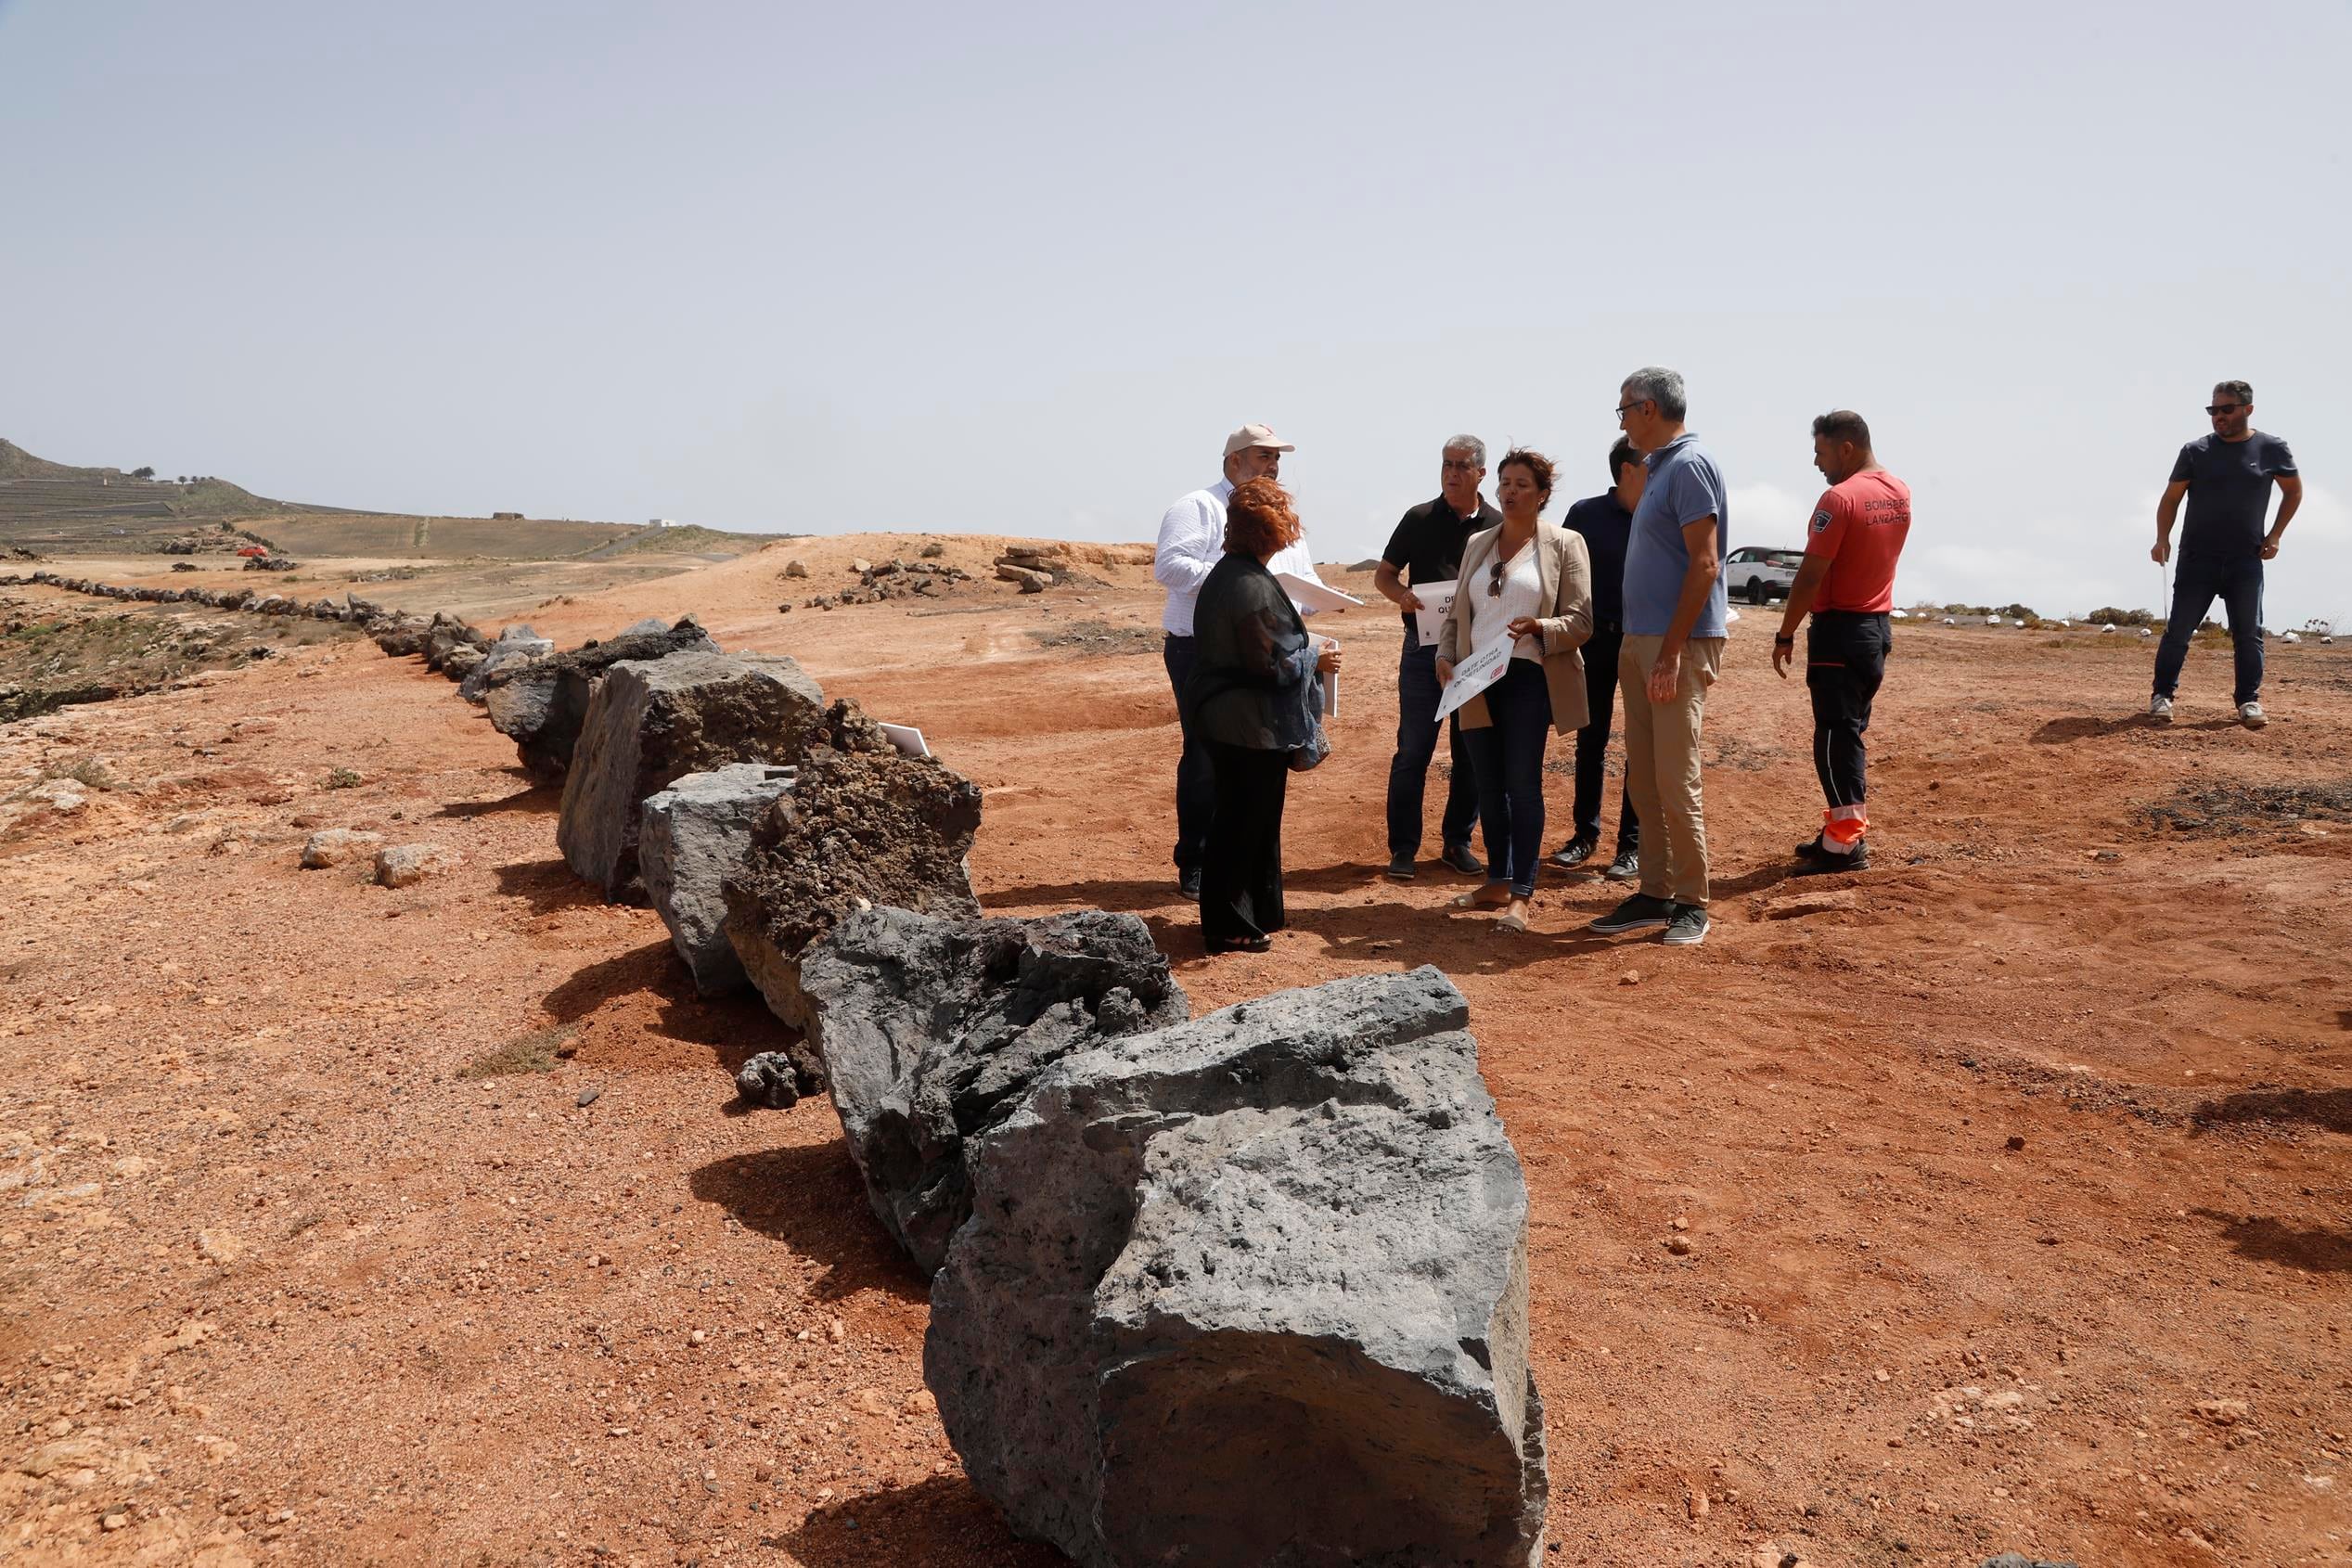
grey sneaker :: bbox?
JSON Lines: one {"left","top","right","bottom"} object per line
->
{"left": 2150, "top": 694, "right": 2175, "bottom": 724}
{"left": 1589, "top": 893, "right": 1673, "bottom": 934}
{"left": 1384, "top": 853, "right": 1417, "bottom": 881}
{"left": 2238, "top": 700, "right": 2268, "bottom": 729}
{"left": 1602, "top": 846, "right": 1640, "bottom": 881}
{"left": 1662, "top": 903, "right": 1711, "bottom": 945}
{"left": 1548, "top": 836, "right": 1598, "bottom": 869}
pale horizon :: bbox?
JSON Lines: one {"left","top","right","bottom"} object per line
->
{"left": 3, "top": 0, "right": 2345, "bottom": 625}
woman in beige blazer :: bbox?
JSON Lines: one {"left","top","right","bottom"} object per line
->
{"left": 1434, "top": 448, "right": 1594, "bottom": 931}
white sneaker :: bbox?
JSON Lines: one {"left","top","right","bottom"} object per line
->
{"left": 2239, "top": 700, "right": 2268, "bottom": 729}
{"left": 2149, "top": 694, "right": 2175, "bottom": 723}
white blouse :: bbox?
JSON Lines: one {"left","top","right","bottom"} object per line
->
{"left": 1469, "top": 536, "right": 1546, "bottom": 662}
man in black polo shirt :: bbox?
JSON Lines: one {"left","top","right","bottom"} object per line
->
{"left": 1549, "top": 437, "right": 1644, "bottom": 879}
{"left": 1375, "top": 434, "right": 1495, "bottom": 880}
{"left": 2151, "top": 379, "right": 2303, "bottom": 729}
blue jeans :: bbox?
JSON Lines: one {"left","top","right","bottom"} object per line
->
{"left": 2153, "top": 554, "right": 2264, "bottom": 706}
{"left": 1164, "top": 635, "right": 1215, "bottom": 872}
{"left": 1385, "top": 629, "right": 1478, "bottom": 856}
{"left": 1460, "top": 659, "right": 1552, "bottom": 898}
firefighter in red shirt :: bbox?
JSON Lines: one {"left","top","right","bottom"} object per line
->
{"left": 1772, "top": 410, "right": 1911, "bottom": 874}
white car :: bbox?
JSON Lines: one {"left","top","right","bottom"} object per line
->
{"left": 1725, "top": 546, "right": 1806, "bottom": 605}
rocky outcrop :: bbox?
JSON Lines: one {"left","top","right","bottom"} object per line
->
{"left": 484, "top": 618, "right": 719, "bottom": 779}
{"left": 722, "top": 702, "right": 983, "bottom": 1031}
{"left": 639, "top": 763, "right": 799, "bottom": 996}
{"left": 796, "top": 906, "right": 1187, "bottom": 1274}
{"left": 556, "top": 651, "right": 826, "bottom": 901}
{"left": 926, "top": 967, "right": 1548, "bottom": 1568}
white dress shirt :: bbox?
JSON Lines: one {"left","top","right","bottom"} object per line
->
{"left": 1153, "top": 478, "right": 1332, "bottom": 636}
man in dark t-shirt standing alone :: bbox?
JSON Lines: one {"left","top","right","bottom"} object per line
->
{"left": 2151, "top": 379, "right": 2302, "bottom": 728}
{"left": 1548, "top": 437, "right": 1643, "bottom": 880}
{"left": 1375, "top": 435, "right": 1497, "bottom": 880}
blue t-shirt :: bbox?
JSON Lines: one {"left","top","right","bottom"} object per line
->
{"left": 1624, "top": 433, "right": 1729, "bottom": 638}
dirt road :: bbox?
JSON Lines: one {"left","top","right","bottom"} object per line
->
{"left": 3, "top": 535, "right": 2346, "bottom": 1566}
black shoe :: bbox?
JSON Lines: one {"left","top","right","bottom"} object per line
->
{"left": 1793, "top": 834, "right": 1831, "bottom": 862}
{"left": 1548, "top": 836, "right": 1598, "bottom": 869}
{"left": 1385, "top": 853, "right": 1417, "bottom": 881}
{"left": 1589, "top": 893, "right": 1674, "bottom": 934}
{"left": 1792, "top": 838, "right": 1869, "bottom": 875}
{"left": 1440, "top": 842, "right": 1485, "bottom": 877}
{"left": 1662, "top": 903, "right": 1710, "bottom": 945}
{"left": 1177, "top": 868, "right": 1202, "bottom": 900}
{"left": 1602, "top": 846, "right": 1639, "bottom": 881}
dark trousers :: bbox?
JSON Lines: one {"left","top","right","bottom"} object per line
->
{"left": 1807, "top": 611, "right": 1891, "bottom": 810}
{"left": 1460, "top": 660, "right": 1552, "bottom": 897}
{"left": 2153, "top": 554, "right": 2265, "bottom": 705}
{"left": 1163, "top": 635, "right": 1215, "bottom": 872}
{"left": 1384, "top": 629, "right": 1478, "bottom": 856}
{"left": 1201, "top": 741, "right": 1290, "bottom": 949}
{"left": 1571, "top": 627, "right": 1639, "bottom": 852}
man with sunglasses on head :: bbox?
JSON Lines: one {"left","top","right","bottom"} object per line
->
{"left": 1374, "top": 435, "right": 1497, "bottom": 881}
{"left": 2151, "top": 380, "right": 2301, "bottom": 729}
{"left": 1588, "top": 367, "right": 1727, "bottom": 947}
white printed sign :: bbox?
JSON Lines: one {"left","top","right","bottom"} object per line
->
{"left": 1412, "top": 579, "right": 1458, "bottom": 647}
{"left": 1433, "top": 636, "right": 1512, "bottom": 723}
{"left": 1275, "top": 572, "right": 1364, "bottom": 614}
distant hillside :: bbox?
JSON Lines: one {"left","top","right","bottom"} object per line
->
{"left": 0, "top": 438, "right": 764, "bottom": 561}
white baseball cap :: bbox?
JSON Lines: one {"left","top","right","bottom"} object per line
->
{"left": 1222, "top": 423, "right": 1295, "bottom": 457}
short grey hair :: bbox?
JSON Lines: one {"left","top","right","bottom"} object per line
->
{"left": 1620, "top": 366, "right": 1688, "bottom": 422}
{"left": 1442, "top": 433, "right": 1486, "bottom": 467}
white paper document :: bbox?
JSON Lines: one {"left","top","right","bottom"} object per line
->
{"left": 878, "top": 722, "right": 931, "bottom": 759}
{"left": 1412, "top": 579, "right": 1458, "bottom": 647}
{"left": 1433, "top": 637, "right": 1512, "bottom": 724}
{"left": 1319, "top": 672, "right": 1337, "bottom": 718}
{"left": 1276, "top": 572, "right": 1364, "bottom": 614}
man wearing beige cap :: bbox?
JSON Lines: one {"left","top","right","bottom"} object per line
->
{"left": 1153, "top": 423, "right": 1333, "bottom": 899}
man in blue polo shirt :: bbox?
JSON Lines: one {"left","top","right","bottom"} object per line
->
{"left": 1589, "top": 366, "right": 1727, "bottom": 947}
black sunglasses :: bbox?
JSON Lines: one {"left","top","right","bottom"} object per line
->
{"left": 2205, "top": 403, "right": 2244, "bottom": 416}
{"left": 1487, "top": 559, "right": 1505, "bottom": 597}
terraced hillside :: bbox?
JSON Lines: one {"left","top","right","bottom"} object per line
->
{"left": 0, "top": 439, "right": 773, "bottom": 560}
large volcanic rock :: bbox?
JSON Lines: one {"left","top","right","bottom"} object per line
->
{"left": 484, "top": 618, "right": 719, "bottom": 779}
{"left": 722, "top": 702, "right": 983, "bottom": 1032}
{"left": 556, "top": 650, "right": 826, "bottom": 901}
{"left": 926, "top": 967, "right": 1548, "bottom": 1568}
{"left": 457, "top": 623, "right": 555, "bottom": 704}
{"left": 639, "top": 762, "right": 799, "bottom": 996}
{"left": 796, "top": 906, "right": 1187, "bottom": 1274}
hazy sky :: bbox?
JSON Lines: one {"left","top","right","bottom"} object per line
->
{"left": 4, "top": 1, "right": 2346, "bottom": 623}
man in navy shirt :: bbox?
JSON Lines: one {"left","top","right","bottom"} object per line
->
{"left": 1549, "top": 437, "right": 1643, "bottom": 880}
{"left": 2150, "top": 379, "right": 2302, "bottom": 729}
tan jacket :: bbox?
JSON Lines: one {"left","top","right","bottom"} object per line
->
{"left": 1435, "top": 521, "right": 1595, "bottom": 734}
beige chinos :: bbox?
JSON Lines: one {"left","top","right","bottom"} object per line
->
{"left": 1618, "top": 634, "right": 1724, "bottom": 906}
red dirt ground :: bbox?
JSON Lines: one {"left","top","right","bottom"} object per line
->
{"left": 3, "top": 534, "right": 2347, "bottom": 1567}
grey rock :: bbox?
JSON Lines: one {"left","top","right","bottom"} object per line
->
{"left": 926, "top": 967, "right": 1547, "bottom": 1568}
{"left": 639, "top": 763, "right": 799, "bottom": 995}
{"left": 458, "top": 633, "right": 554, "bottom": 704}
{"left": 299, "top": 829, "right": 383, "bottom": 868}
{"left": 556, "top": 650, "right": 826, "bottom": 901}
{"left": 735, "top": 1050, "right": 815, "bottom": 1110}
{"left": 617, "top": 616, "right": 671, "bottom": 636}
{"left": 800, "top": 906, "right": 1187, "bottom": 1274}
{"left": 723, "top": 702, "right": 983, "bottom": 1031}
{"left": 440, "top": 643, "right": 487, "bottom": 680}
{"left": 374, "top": 842, "right": 459, "bottom": 888}
{"left": 1981, "top": 1557, "right": 2082, "bottom": 1568}
{"left": 484, "top": 619, "right": 720, "bottom": 778}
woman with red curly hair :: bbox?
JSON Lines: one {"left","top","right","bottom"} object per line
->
{"left": 1182, "top": 478, "right": 1343, "bottom": 954}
